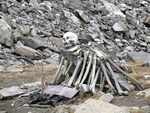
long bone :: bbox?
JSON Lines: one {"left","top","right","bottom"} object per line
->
{"left": 106, "top": 62, "right": 124, "bottom": 95}
{"left": 108, "top": 59, "right": 143, "bottom": 90}
{"left": 79, "top": 54, "right": 93, "bottom": 86}
{"left": 68, "top": 57, "right": 83, "bottom": 86}
{"left": 53, "top": 56, "right": 65, "bottom": 84}
{"left": 91, "top": 47, "right": 108, "bottom": 59}
{"left": 90, "top": 67, "right": 100, "bottom": 93}
{"left": 100, "top": 71, "right": 106, "bottom": 91}
{"left": 100, "top": 61, "right": 116, "bottom": 92}
{"left": 75, "top": 51, "right": 89, "bottom": 86}
{"left": 64, "top": 61, "right": 73, "bottom": 80}
{"left": 89, "top": 54, "right": 97, "bottom": 85}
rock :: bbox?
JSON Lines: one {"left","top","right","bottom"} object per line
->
{"left": 13, "top": 29, "right": 23, "bottom": 41}
{"left": 118, "top": 3, "right": 132, "bottom": 11}
{"left": 143, "top": 15, "right": 150, "bottom": 27}
{"left": 72, "top": 98, "right": 129, "bottom": 113}
{"left": 144, "top": 36, "right": 150, "bottom": 42}
{"left": 63, "top": 10, "right": 80, "bottom": 25}
{"left": 112, "top": 21, "right": 128, "bottom": 32}
{"left": 0, "top": 86, "right": 25, "bottom": 99}
{"left": 51, "top": 105, "right": 73, "bottom": 113}
{"left": 127, "top": 51, "right": 150, "bottom": 64}
{"left": 0, "top": 19, "right": 12, "bottom": 47}
{"left": 43, "top": 85, "right": 79, "bottom": 98}
{"left": 129, "top": 107, "right": 143, "bottom": 113}
{"left": 99, "top": 93, "right": 114, "bottom": 103}
{"left": 63, "top": 0, "right": 82, "bottom": 9}
{"left": 19, "top": 25, "right": 30, "bottom": 36}
{"left": 101, "top": 0, "right": 126, "bottom": 18}
{"left": 22, "top": 37, "right": 47, "bottom": 49}
{"left": 0, "top": 111, "right": 7, "bottom": 113}
{"left": 136, "top": 88, "right": 150, "bottom": 99}
{"left": 75, "top": 10, "right": 89, "bottom": 23}
{"left": 15, "top": 41, "right": 42, "bottom": 59}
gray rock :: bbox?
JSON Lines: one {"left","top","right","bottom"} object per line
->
{"left": 22, "top": 37, "right": 47, "bottom": 49}
{"left": 19, "top": 25, "right": 31, "bottom": 36}
{"left": 0, "top": 19, "right": 12, "bottom": 47}
{"left": 144, "top": 36, "right": 150, "bottom": 42}
{"left": 99, "top": 93, "right": 114, "bottom": 103}
{"left": 112, "top": 21, "right": 128, "bottom": 32}
{"left": 72, "top": 98, "right": 130, "bottom": 113}
{"left": 63, "top": 0, "right": 82, "bottom": 9}
{"left": 136, "top": 88, "right": 150, "bottom": 99}
{"left": 118, "top": 3, "right": 132, "bottom": 11}
{"left": 76, "top": 10, "right": 89, "bottom": 23}
{"left": 63, "top": 10, "right": 80, "bottom": 26}
{"left": 101, "top": 0, "right": 126, "bottom": 18}
{"left": 128, "top": 51, "right": 150, "bottom": 64}
{"left": 0, "top": 111, "right": 7, "bottom": 113}
{"left": 15, "top": 41, "right": 42, "bottom": 59}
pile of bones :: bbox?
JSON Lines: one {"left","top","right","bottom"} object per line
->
{"left": 53, "top": 32, "right": 143, "bottom": 95}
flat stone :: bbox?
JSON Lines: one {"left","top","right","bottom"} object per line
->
{"left": 144, "top": 36, "right": 150, "bottom": 42}
{"left": 0, "top": 86, "right": 25, "bottom": 99}
{"left": 128, "top": 51, "right": 150, "bottom": 64}
{"left": 0, "top": 111, "right": 7, "bottom": 113}
{"left": 22, "top": 37, "right": 47, "bottom": 49}
{"left": 0, "top": 19, "right": 12, "bottom": 47}
{"left": 72, "top": 98, "right": 129, "bottom": 113}
{"left": 137, "top": 88, "right": 150, "bottom": 99}
{"left": 15, "top": 41, "right": 42, "bottom": 59}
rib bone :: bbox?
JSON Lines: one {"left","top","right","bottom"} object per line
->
{"left": 68, "top": 57, "right": 82, "bottom": 86}
{"left": 75, "top": 51, "right": 89, "bottom": 86}
{"left": 79, "top": 54, "right": 93, "bottom": 86}
{"left": 53, "top": 56, "right": 64, "bottom": 84}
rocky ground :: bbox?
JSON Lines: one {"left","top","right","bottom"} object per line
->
{"left": 0, "top": 0, "right": 150, "bottom": 113}
{"left": 0, "top": 64, "right": 149, "bottom": 113}
{"left": 0, "top": 0, "right": 150, "bottom": 65}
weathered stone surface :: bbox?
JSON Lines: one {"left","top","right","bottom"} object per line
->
{"left": 137, "top": 88, "right": 150, "bottom": 99}
{"left": 15, "top": 41, "right": 42, "bottom": 59}
{"left": 0, "top": 111, "right": 7, "bottom": 113}
{"left": 112, "top": 21, "right": 128, "bottom": 32}
{"left": 22, "top": 37, "right": 47, "bottom": 49}
{"left": 72, "top": 98, "right": 129, "bottom": 113}
{"left": 0, "top": 19, "right": 12, "bottom": 47}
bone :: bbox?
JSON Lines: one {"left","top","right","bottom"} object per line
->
{"left": 64, "top": 61, "right": 73, "bottom": 80}
{"left": 68, "top": 57, "right": 83, "bottom": 86}
{"left": 100, "top": 72, "right": 106, "bottom": 91}
{"left": 90, "top": 67, "right": 100, "bottom": 93}
{"left": 75, "top": 51, "right": 89, "bottom": 86}
{"left": 53, "top": 56, "right": 65, "bottom": 84}
{"left": 108, "top": 59, "right": 143, "bottom": 90}
{"left": 100, "top": 61, "right": 116, "bottom": 92}
{"left": 79, "top": 54, "right": 93, "bottom": 86}
{"left": 92, "top": 48, "right": 107, "bottom": 59}
{"left": 106, "top": 62, "right": 124, "bottom": 95}
{"left": 90, "top": 54, "right": 97, "bottom": 85}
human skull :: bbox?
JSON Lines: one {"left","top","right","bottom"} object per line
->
{"left": 63, "top": 32, "right": 79, "bottom": 46}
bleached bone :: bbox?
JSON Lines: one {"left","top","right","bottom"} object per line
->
{"left": 68, "top": 58, "right": 82, "bottom": 86}
{"left": 53, "top": 56, "right": 65, "bottom": 84}
{"left": 75, "top": 51, "right": 89, "bottom": 86}
{"left": 79, "top": 54, "right": 93, "bottom": 86}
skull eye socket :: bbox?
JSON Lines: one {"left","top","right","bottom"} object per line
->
{"left": 66, "top": 36, "right": 69, "bottom": 40}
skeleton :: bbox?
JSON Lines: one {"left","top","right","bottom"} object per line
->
{"left": 53, "top": 32, "right": 143, "bottom": 95}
